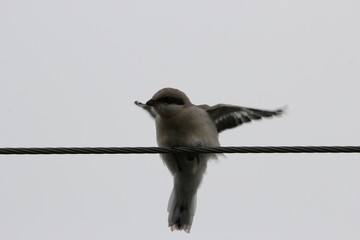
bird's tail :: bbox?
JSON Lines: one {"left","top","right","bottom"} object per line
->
{"left": 167, "top": 187, "right": 197, "bottom": 233}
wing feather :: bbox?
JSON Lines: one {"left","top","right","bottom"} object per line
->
{"left": 199, "top": 104, "right": 284, "bottom": 133}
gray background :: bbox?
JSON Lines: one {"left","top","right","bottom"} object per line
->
{"left": 1, "top": 0, "right": 360, "bottom": 239}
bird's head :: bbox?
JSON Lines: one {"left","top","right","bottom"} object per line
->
{"left": 146, "top": 88, "right": 192, "bottom": 118}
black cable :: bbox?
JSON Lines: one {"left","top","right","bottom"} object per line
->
{"left": 0, "top": 146, "right": 359, "bottom": 155}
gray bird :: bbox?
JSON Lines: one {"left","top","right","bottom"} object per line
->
{"left": 135, "top": 87, "right": 284, "bottom": 233}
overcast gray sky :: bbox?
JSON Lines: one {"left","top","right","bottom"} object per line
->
{"left": 1, "top": 0, "right": 360, "bottom": 239}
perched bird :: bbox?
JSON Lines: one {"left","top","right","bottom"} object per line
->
{"left": 135, "top": 88, "right": 284, "bottom": 233}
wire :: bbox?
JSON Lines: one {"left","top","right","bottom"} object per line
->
{"left": 0, "top": 146, "right": 359, "bottom": 155}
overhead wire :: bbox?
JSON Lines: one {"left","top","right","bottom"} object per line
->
{"left": 0, "top": 146, "right": 359, "bottom": 155}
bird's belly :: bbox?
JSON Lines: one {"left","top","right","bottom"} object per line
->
{"left": 155, "top": 108, "right": 220, "bottom": 148}
{"left": 157, "top": 130, "right": 200, "bottom": 147}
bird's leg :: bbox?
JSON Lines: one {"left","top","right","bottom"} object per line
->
{"left": 172, "top": 153, "right": 183, "bottom": 172}
{"left": 186, "top": 154, "right": 200, "bottom": 165}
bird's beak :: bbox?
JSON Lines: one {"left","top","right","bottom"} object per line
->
{"left": 146, "top": 99, "right": 157, "bottom": 106}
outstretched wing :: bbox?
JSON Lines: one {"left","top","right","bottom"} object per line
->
{"left": 134, "top": 101, "right": 157, "bottom": 118}
{"left": 199, "top": 104, "right": 284, "bottom": 133}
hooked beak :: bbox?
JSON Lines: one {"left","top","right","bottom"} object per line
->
{"left": 145, "top": 99, "right": 158, "bottom": 106}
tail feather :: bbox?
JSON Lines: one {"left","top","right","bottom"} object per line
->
{"left": 167, "top": 188, "right": 197, "bottom": 233}
{"left": 163, "top": 153, "right": 211, "bottom": 233}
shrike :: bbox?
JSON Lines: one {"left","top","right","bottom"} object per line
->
{"left": 135, "top": 88, "right": 284, "bottom": 233}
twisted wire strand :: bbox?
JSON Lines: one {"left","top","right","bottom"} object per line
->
{"left": 0, "top": 146, "right": 360, "bottom": 155}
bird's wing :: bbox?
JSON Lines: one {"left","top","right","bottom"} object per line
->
{"left": 199, "top": 104, "right": 285, "bottom": 133}
{"left": 134, "top": 101, "right": 157, "bottom": 118}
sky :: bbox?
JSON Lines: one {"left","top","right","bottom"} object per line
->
{"left": 1, "top": 0, "right": 360, "bottom": 239}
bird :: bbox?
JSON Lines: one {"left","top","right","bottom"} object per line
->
{"left": 135, "top": 87, "right": 284, "bottom": 233}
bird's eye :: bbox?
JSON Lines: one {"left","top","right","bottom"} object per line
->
{"left": 157, "top": 96, "right": 184, "bottom": 105}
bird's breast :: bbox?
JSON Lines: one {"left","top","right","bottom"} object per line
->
{"left": 155, "top": 107, "right": 219, "bottom": 147}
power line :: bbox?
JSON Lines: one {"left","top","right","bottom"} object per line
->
{"left": 0, "top": 146, "right": 360, "bottom": 155}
